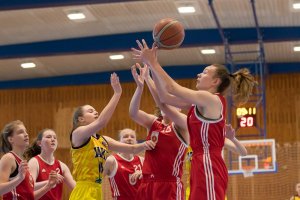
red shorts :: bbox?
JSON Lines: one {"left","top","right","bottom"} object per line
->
{"left": 135, "top": 177, "right": 184, "bottom": 200}
{"left": 189, "top": 153, "right": 228, "bottom": 200}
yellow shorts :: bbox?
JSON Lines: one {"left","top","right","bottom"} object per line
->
{"left": 69, "top": 181, "right": 102, "bottom": 200}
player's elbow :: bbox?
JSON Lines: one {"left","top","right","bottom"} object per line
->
{"left": 166, "top": 84, "right": 176, "bottom": 94}
{"left": 129, "top": 110, "right": 138, "bottom": 119}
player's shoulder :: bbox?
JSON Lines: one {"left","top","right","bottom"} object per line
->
{"left": 0, "top": 152, "right": 15, "bottom": 162}
{"left": 0, "top": 153, "right": 16, "bottom": 168}
{"left": 106, "top": 155, "right": 117, "bottom": 164}
{"left": 28, "top": 156, "right": 39, "bottom": 165}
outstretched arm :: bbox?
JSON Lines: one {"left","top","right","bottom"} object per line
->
{"left": 103, "top": 156, "right": 117, "bottom": 178}
{"left": 129, "top": 64, "right": 156, "bottom": 129}
{"left": 132, "top": 40, "right": 220, "bottom": 111}
{"left": 103, "top": 136, "right": 156, "bottom": 155}
{"left": 72, "top": 73, "right": 122, "bottom": 147}
{"left": 224, "top": 124, "right": 247, "bottom": 156}
{"left": 141, "top": 64, "right": 189, "bottom": 144}
{"left": 150, "top": 70, "right": 191, "bottom": 110}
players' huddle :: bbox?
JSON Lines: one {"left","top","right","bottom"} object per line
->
{"left": 0, "top": 36, "right": 255, "bottom": 200}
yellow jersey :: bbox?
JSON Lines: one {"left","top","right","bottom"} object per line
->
{"left": 71, "top": 135, "right": 109, "bottom": 184}
{"left": 185, "top": 146, "right": 193, "bottom": 200}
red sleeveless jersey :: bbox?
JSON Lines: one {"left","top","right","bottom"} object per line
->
{"left": 108, "top": 154, "right": 143, "bottom": 200}
{"left": 142, "top": 119, "right": 187, "bottom": 180}
{"left": 34, "top": 155, "right": 63, "bottom": 200}
{"left": 3, "top": 152, "right": 34, "bottom": 200}
{"left": 187, "top": 94, "right": 228, "bottom": 200}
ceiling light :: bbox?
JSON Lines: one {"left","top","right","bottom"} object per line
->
{"left": 293, "top": 3, "right": 300, "bottom": 9}
{"left": 109, "top": 55, "right": 124, "bottom": 60}
{"left": 294, "top": 46, "right": 300, "bottom": 51}
{"left": 201, "top": 49, "right": 216, "bottom": 55}
{"left": 177, "top": 6, "right": 196, "bottom": 14}
{"left": 67, "top": 12, "right": 86, "bottom": 20}
{"left": 21, "top": 62, "right": 36, "bottom": 69}
{"left": 64, "top": 7, "right": 96, "bottom": 22}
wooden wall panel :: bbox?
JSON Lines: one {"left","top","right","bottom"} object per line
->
{"left": 1, "top": 74, "right": 298, "bottom": 144}
{"left": 0, "top": 73, "right": 299, "bottom": 200}
{"left": 265, "top": 74, "right": 300, "bottom": 143}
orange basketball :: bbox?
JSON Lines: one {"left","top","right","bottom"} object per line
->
{"left": 152, "top": 18, "right": 185, "bottom": 50}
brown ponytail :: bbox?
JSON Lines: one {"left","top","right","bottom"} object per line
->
{"left": 231, "top": 68, "right": 257, "bottom": 104}
{"left": 213, "top": 64, "right": 257, "bottom": 104}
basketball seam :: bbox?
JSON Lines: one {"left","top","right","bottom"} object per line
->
{"left": 157, "top": 41, "right": 183, "bottom": 49}
{"left": 160, "top": 30, "right": 184, "bottom": 43}
{"left": 153, "top": 20, "right": 178, "bottom": 42}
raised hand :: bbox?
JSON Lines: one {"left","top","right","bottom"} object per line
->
{"left": 225, "top": 124, "right": 236, "bottom": 140}
{"left": 47, "top": 170, "right": 62, "bottom": 188}
{"left": 131, "top": 39, "right": 158, "bottom": 66}
{"left": 55, "top": 173, "right": 65, "bottom": 185}
{"left": 110, "top": 72, "right": 122, "bottom": 95}
{"left": 140, "top": 63, "right": 150, "bottom": 80}
{"left": 18, "top": 160, "right": 29, "bottom": 181}
{"left": 131, "top": 64, "right": 144, "bottom": 88}
{"left": 143, "top": 140, "right": 156, "bottom": 150}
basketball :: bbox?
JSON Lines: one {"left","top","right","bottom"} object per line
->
{"left": 152, "top": 18, "right": 185, "bottom": 49}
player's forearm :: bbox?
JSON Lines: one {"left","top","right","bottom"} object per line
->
{"left": 132, "top": 142, "right": 148, "bottom": 154}
{"left": 34, "top": 181, "right": 48, "bottom": 190}
{"left": 145, "top": 76, "right": 163, "bottom": 108}
{"left": 0, "top": 176, "right": 23, "bottom": 195}
{"left": 97, "top": 93, "right": 121, "bottom": 127}
{"left": 34, "top": 182, "right": 52, "bottom": 200}
{"left": 149, "top": 61, "right": 179, "bottom": 96}
{"left": 231, "top": 137, "right": 247, "bottom": 156}
{"left": 129, "top": 87, "right": 143, "bottom": 118}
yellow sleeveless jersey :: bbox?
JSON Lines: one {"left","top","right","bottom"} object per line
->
{"left": 185, "top": 146, "right": 193, "bottom": 200}
{"left": 71, "top": 135, "right": 109, "bottom": 184}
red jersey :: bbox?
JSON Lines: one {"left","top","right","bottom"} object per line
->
{"left": 34, "top": 155, "right": 63, "bottom": 200}
{"left": 187, "top": 94, "right": 228, "bottom": 200}
{"left": 3, "top": 152, "right": 34, "bottom": 200}
{"left": 142, "top": 119, "right": 187, "bottom": 180}
{"left": 108, "top": 154, "right": 143, "bottom": 200}
{"left": 135, "top": 119, "right": 187, "bottom": 200}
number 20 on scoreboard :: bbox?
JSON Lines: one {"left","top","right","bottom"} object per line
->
{"left": 236, "top": 107, "right": 257, "bottom": 128}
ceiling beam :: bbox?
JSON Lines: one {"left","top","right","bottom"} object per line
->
{"left": 0, "top": 27, "right": 300, "bottom": 59}
{"left": 0, "top": 0, "right": 141, "bottom": 11}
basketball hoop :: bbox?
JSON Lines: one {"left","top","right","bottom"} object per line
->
{"left": 242, "top": 166, "right": 254, "bottom": 178}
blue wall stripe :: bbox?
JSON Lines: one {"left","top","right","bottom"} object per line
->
{"left": 0, "top": 63, "right": 298, "bottom": 89}
{"left": 0, "top": 0, "right": 140, "bottom": 11}
{"left": 1, "top": 27, "right": 300, "bottom": 59}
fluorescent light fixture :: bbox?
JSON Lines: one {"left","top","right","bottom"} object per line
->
{"left": 109, "top": 55, "right": 124, "bottom": 60}
{"left": 67, "top": 12, "right": 86, "bottom": 20}
{"left": 201, "top": 49, "right": 216, "bottom": 54}
{"left": 293, "top": 3, "right": 300, "bottom": 9}
{"left": 177, "top": 6, "right": 196, "bottom": 13}
{"left": 21, "top": 62, "right": 36, "bottom": 69}
{"left": 294, "top": 46, "right": 300, "bottom": 51}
